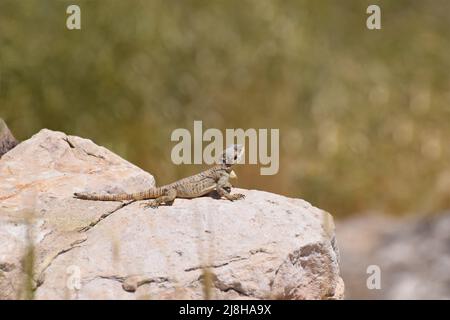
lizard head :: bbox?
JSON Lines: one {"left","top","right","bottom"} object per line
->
{"left": 220, "top": 144, "right": 244, "bottom": 166}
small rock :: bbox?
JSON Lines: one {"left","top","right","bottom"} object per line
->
{"left": 0, "top": 118, "right": 18, "bottom": 157}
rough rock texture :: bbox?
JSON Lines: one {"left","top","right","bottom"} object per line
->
{"left": 0, "top": 129, "right": 343, "bottom": 300}
{"left": 0, "top": 118, "right": 18, "bottom": 157}
{"left": 338, "top": 213, "right": 450, "bottom": 299}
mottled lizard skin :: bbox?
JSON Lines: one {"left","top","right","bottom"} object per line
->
{"left": 74, "top": 144, "right": 245, "bottom": 208}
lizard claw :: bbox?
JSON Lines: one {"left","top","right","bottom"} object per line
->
{"left": 231, "top": 193, "right": 245, "bottom": 201}
{"left": 140, "top": 201, "right": 159, "bottom": 209}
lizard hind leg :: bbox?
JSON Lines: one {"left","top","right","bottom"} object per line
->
{"left": 140, "top": 189, "right": 177, "bottom": 209}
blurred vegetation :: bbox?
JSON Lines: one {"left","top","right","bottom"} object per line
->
{"left": 1, "top": 0, "right": 450, "bottom": 217}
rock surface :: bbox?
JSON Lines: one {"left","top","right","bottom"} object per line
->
{"left": 0, "top": 118, "right": 18, "bottom": 157}
{"left": 0, "top": 129, "right": 343, "bottom": 300}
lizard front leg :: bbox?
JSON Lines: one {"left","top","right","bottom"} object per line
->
{"left": 140, "top": 189, "right": 177, "bottom": 209}
{"left": 222, "top": 181, "right": 232, "bottom": 193}
{"left": 216, "top": 176, "right": 245, "bottom": 201}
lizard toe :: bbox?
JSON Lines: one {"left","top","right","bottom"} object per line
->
{"left": 235, "top": 193, "right": 245, "bottom": 200}
{"left": 140, "top": 201, "right": 158, "bottom": 209}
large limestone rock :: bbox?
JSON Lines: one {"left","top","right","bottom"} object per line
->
{"left": 0, "top": 129, "right": 343, "bottom": 300}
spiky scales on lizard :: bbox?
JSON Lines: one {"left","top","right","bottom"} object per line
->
{"left": 74, "top": 144, "right": 245, "bottom": 208}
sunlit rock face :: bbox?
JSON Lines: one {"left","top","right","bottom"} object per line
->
{"left": 0, "top": 129, "right": 343, "bottom": 300}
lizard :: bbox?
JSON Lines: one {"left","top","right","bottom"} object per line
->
{"left": 74, "top": 144, "right": 245, "bottom": 208}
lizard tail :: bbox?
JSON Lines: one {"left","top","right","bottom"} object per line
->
{"left": 74, "top": 188, "right": 162, "bottom": 201}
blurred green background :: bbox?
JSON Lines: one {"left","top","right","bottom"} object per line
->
{"left": 1, "top": 0, "right": 449, "bottom": 217}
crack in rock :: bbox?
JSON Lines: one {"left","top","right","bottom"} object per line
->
{"left": 83, "top": 275, "right": 126, "bottom": 285}
{"left": 184, "top": 249, "right": 271, "bottom": 272}
{"left": 122, "top": 275, "right": 170, "bottom": 292}
{"left": 82, "top": 274, "right": 170, "bottom": 293}
{"left": 35, "top": 237, "right": 87, "bottom": 289}
{"left": 184, "top": 256, "right": 247, "bottom": 272}
{"left": 77, "top": 201, "right": 132, "bottom": 233}
{"left": 62, "top": 137, "right": 75, "bottom": 149}
{"left": 63, "top": 136, "right": 107, "bottom": 161}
